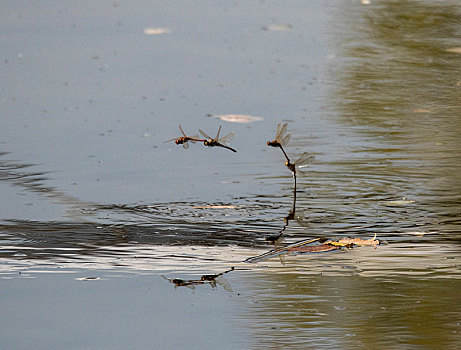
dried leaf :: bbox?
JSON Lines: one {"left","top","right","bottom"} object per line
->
{"left": 325, "top": 234, "right": 379, "bottom": 247}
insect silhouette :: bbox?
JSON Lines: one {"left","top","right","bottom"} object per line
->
{"left": 285, "top": 152, "right": 315, "bottom": 175}
{"left": 162, "top": 267, "right": 235, "bottom": 291}
{"left": 200, "top": 267, "right": 234, "bottom": 292}
{"left": 164, "top": 124, "right": 205, "bottom": 149}
{"left": 267, "top": 122, "right": 291, "bottom": 162}
{"left": 199, "top": 125, "right": 237, "bottom": 153}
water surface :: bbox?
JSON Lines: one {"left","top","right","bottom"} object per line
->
{"left": 1, "top": 1, "right": 460, "bottom": 349}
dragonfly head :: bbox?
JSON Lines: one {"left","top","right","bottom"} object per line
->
{"left": 285, "top": 161, "right": 295, "bottom": 171}
{"left": 204, "top": 140, "right": 210, "bottom": 146}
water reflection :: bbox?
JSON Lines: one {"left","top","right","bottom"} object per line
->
{"left": 326, "top": 0, "right": 461, "bottom": 237}
{"left": 239, "top": 273, "right": 461, "bottom": 349}
{"left": 0, "top": 152, "right": 98, "bottom": 222}
{"left": 235, "top": 2, "right": 461, "bottom": 348}
{"left": 2, "top": 1, "right": 460, "bottom": 348}
{"left": 162, "top": 267, "right": 235, "bottom": 291}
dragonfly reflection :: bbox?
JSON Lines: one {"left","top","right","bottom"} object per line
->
{"left": 266, "top": 176, "right": 297, "bottom": 246}
{"left": 162, "top": 267, "right": 234, "bottom": 292}
{"left": 199, "top": 125, "right": 237, "bottom": 153}
{"left": 200, "top": 267, "right": 234, "bottom": 292}
{"left": 164, "top": 124, "right": 205, "bottom": 149}
{"left": 267, "top": 122, "right": 291, "bottom": 162}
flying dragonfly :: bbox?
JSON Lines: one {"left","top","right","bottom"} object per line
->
{"left": 164, "top": 124, "right": 205, "bottom": 149}
{"left": 199, "top": 125, "right": 237, "bottom": 153}
{"left": 285, "top": 151, "right": 315, "bottom": 191}
{"left": 267, "top": 122, "right": 291, "bottom": 162}
{"left": 285, "top": 152, "right": 315, "bottom": 175}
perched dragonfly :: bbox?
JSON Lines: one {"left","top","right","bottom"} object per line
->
{"left": 285, "top": 152, "right": 315, "bottom": 175}
{"left": 164, "top": 124, "right": 205, "bottom": 149}
{"left": 199, "top": 125, "right": 237, "bottom": 153}
{"left": 267, "top": 122, "right": 291, "bottom": 162}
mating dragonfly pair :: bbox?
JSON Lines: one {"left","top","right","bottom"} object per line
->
{"left": 267, "top": 122, "right": 314, "bottom": 176}
{"left": 164, "top": 125, "right": 237, "bottom": 153}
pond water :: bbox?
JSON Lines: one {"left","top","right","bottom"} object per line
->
{"left": 1, "top": 1, "right": 460, "bottom": 349}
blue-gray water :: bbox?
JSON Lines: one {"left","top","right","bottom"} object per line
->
{"left": 1, "top": 1, "right": 460, "bottom": 349}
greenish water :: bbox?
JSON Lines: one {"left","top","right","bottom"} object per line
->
{"left": 1, "top": 1, "right": 460, "bottom": 349}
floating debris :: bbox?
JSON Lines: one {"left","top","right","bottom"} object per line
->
{"left": 446, "top": 47, "right": 461, "bottom": 54}
{"left": 325, "top": 233, "right": 379, "bottom": 247}
{"left": 208, "top": 114, "right": 264, "bottom": 124}
{"left": 261, "top": 23, "right": 292, "bottom": 31}
{"left": 245, "top": 238, "right": 321, "bottom": 263}
{"left": 76, "top": 277, "right": 100, "bottom": 281}
{"left": 246, "top": 233, "right": 380, "bottom": 263}
{"left": 143, "top": 27, "right": 172, "bottom": 35}
{"left": 385, "top": 198, "right": 415, "bottom": 206}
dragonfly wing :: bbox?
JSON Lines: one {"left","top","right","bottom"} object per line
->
{"left": 199, "top": 129, "right": 211, "bottom": 139}
{"left": 216, "top": 276, "right": 233, "bottom": 292}
{"left": 218, "top": 132, "right": 235, "bottom": 145}
{"left": 295, "top": 152, "right": 314, "bottom": 167}
{"left": 275, "top": 123, "right": 282, "bottom": 138}
{"left": 164, "top": 137, "right": 179, "bottom": 143}
{"left": 215, "top": 125, "right": 222, "bottom": 140}
{"left": 277, "top": 122, "right": 288, "bottom": 140}
{"left": 179, "top": 124, "right": 187, "bottom": 137}
{"left": 183, "top": 141, "right": 189, "bottom": 149}
{"left": 280, "top": 133, "right": 291, "bottom": 146}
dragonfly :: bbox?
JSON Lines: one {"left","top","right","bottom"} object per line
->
{"left": 285, "top": 151, "right": 315, "bottom": 191}
{"left": 285, "top": 152, "right": 315, "bottom": 175}
{"left": 162, "top": 267, "right": 235, "bottom": 292}
{"left": 164, "top": 124, "right": 205, "bottom": 149}
{"left": 267, "top": 122, "right": 291, "bottom": 162}
{"left": 199, "top": 125, "right": 237, "bottom": 153}
{"left": 200, "top": 267, "right": 234, "bottom": 292}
